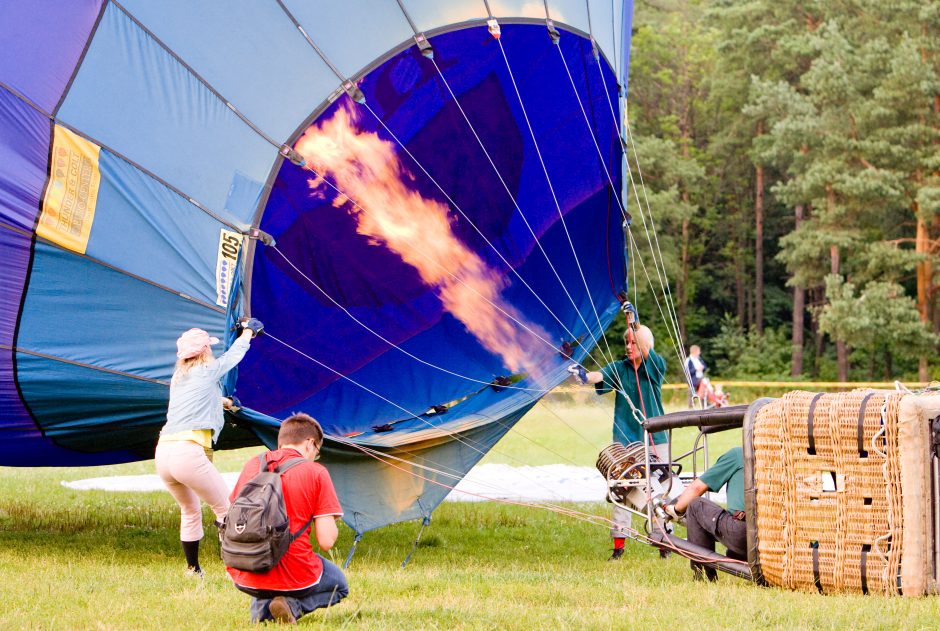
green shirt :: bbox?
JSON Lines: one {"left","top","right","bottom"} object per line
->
{"left": 594, "top": 349, "right": 667, "bottom": 445}
{"left": 699, "top": 447, "right": 744, "bottom": 513}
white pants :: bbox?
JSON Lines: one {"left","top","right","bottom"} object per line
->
{"left": 155, "top": 441, "right": 230, "bottom": 541}
{"left": 611, "top": 504, "right": 632, "bottom": 539}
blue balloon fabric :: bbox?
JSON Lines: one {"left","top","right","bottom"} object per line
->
{"left": 0, "top": 1, "right": 633, "bottom": 534}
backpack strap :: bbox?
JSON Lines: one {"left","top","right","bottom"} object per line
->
{"left": 268, "top": 456, "right": 315, "bottom": 540}
{"left": 288, "top": 515, "right": 316, "bottom": 542}
{"left": 274, "top": 457, "right": 307, "bottom": 474}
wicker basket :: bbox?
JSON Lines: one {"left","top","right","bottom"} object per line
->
{"left": 745, "top": 390, "right": 940, "bottom": 596}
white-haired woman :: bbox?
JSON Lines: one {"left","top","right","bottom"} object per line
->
{"left": 155, "top": 319, "right": 262, "bottom": 576}
{"left": 568, "top": 323, "right": 667, "bottom": 560}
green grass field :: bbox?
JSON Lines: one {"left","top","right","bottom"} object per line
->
{"left": 1, "top": 399, "right": 938, "bottom": 629}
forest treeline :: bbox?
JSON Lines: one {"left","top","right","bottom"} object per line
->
{"left": 614, "top": 0, "right": 940, "bottom": 382}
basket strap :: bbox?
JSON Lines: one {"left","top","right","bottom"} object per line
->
{"left": 806, "top": 393, "right": 824, "bottom": 456}
{"left": 857, "top": 393, "right": 875, "bottom": 458}
{"left": 811, "top": 541, "right": 823, "bottom": 593}
{"left": 860, "top": 544, "right": 870, "bottom": 595}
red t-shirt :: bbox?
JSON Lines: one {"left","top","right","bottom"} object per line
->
{"left": 226, "top": 448, "right": 343, "bottom": 592}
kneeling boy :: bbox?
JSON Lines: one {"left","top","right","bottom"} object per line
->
{"left": 227, "top": 413, "right": 348, "bottom": 623}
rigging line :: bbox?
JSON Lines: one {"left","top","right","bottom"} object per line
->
{"left": 427, "top": 54, "right": 619, "bottom": 370}
{"left": 344, "top": 424, "right": 603, "bottom": 498}
{"left": 545, "top": 24, "right": 683, "bottom": 360}
{"left": 623, "top": 103, "right": 690, "bottom": 364}
{"left": 580, "top": 76, "right": 692, "bottom": 396}
{"left": 330, "top": 433, "right": 623, "bottom": 528}
{"left": 269, "top": 245, "right": 551, "bottom": 395}
{"left": 626, "top": 233, "right": 668, "bottom": 401}
{"left": 494, "top": 36, "right": 621, "bottom": 375}
{"left": 623, "top": 238, "right": 681, "bottom": 400}
{"left": 332, "top": 414, "right": 746, "bottom": 564}
{"left": 333, "top": 392, "right": 730, "bottom": 555}
{"left": 593, "top": 75, "right": 688, "bottom": 379}
{"left": 625, "top": 189, "right": 688, "bottom": 388}
{"left": 270, "top": 2, "right": 614, "bottom": 374}
{"left": 553, "top": 36, "right": 680, "bottom": 353}
{"left": 625, "top": 228, "right": 682, "bottom": 383}
{"left": 549, "top": 41, "right": 686, "bottom": 376}
{"left": 623, "top": 158, "right": 691, "bottom": 392}
{"left": 287, "top": 158, "right": 607, "bottom": 376}
{"left": 355, "top": 102, "right": 598, "bottom": 363}
{"left": 620, "top": 114, "right": 688, "bottom": 373}
{"left": 265, "top": 331, "right": 603, "bottom": 495}
{"left": 631, "top": 227, "right": 638, "bottom": 308}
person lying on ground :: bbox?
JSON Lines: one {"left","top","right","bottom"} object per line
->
{"left": 226, "top": 412, "right": 348, "bottom": 624}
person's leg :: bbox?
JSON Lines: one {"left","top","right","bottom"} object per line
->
{"left": 249, "top": 597, "right": 273, "bottom": 624}
{"left": 714, "top": 513, "right": 748, "bottom": 558}
{"left": 684, "top": 497, "right": 726, "bottom": 581}
{"left": 156, "top": 443, "right": 205, "bottom": 571}
{"left": 609, "top": 504, "right": 631, "bottom": 560}
{"left": 289, "top": 556, "right": 349, "bottom": 620}
{"left": 169, "top": 443, "right": 231, "bottom": 526}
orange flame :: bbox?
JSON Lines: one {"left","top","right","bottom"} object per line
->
{"left": 294, "top": 104, "right": 549, "bottom": 375}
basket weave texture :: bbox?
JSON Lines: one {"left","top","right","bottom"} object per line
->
{"left": 753, "top": 390, "right": 905, "bottom": 595}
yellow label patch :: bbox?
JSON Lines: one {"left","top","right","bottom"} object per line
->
{"left": 38, "top": 126, "right": 101, "bottom": 254}
{"left": 216, "top": 229, "right": 243, "bottom": 306}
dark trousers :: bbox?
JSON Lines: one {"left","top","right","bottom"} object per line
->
{"left": 242, "top": 556, "right": 349, "bottom": 623}
{"left": 685, "top": 497, "right": 747, "bottom": 580}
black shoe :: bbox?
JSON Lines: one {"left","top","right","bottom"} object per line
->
{"left": 692, "top": 565, "right": 718, "bottom": 582}
{"left": 608, "top": 548, "right": 625, "bottom": 561}
{"left": 269, "top": 597, "right": 297, "bottom": 625}
{"left": 659, "top": 548, "right": 672, "bottom": 559}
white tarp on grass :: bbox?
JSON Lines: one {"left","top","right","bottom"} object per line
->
{"left": 63, "top": 464, "right": 609, "bottom": 502}
{"left": 63, "top": 465, "right": 727, "bottom": 504}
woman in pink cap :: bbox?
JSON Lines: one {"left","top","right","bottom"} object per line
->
{"left": 155, "top": 318, "right": 263, "bottom": 577}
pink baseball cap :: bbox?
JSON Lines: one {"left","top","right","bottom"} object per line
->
{"left": 176, "top": 328, "right": 220, "bottom": 359}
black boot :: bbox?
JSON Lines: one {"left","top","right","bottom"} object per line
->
{"left": 181, "top": 539, "right": 203, "bottom": 577}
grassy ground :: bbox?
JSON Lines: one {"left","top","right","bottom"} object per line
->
{"left": 1, "top": 400, "right": 937, "bottom": 629}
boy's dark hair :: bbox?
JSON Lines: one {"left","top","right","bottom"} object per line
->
{"left": 278, "top": 412, "right": 324, "bottom": 448}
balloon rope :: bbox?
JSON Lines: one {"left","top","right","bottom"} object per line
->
{"left": 493, "top": 36, "right": 621, "bottom": 373}
{"left": 360, "top": 100, "right": 604, "bottom": 366}
{"left": 273, "top": 0, "right": 615, "bottom": 375}
{"left": 554, "top": 41, "right": 689, "bottom": 391}
{"left": 332, "top": 431, "right": 749, "bottom": 566}
{"left": 337, "top": 426, "right": 602, "bottom": 500}
{"left": 591, "top": 52, "right": 693, "bottom": 392}
{"left": 264, "top": 331, "right": 607, "bottom": 499}
{"left": 427, "top": 55, "right": 619, "bottom": 370}
{"left": 268, "top": 246, "right": 549, "bottom": 395}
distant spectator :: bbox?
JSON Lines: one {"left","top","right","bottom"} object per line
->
{"left": 685, "top": 345, "right": 707, "bottom": 407}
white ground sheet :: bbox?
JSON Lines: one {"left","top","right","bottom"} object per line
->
{"left": 63, "top": 464, "right": 607, "bottom": 502}
{"left": 63, "top": 464, "right": 726, "bottom": 504}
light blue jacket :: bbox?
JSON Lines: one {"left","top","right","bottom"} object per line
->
{"left": 162, "top": 336, "right": 250, "bottom": 443}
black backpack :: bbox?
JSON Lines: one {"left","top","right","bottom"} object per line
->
{"left": 221, "top": 453, "right": 313, "bottom": 573}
